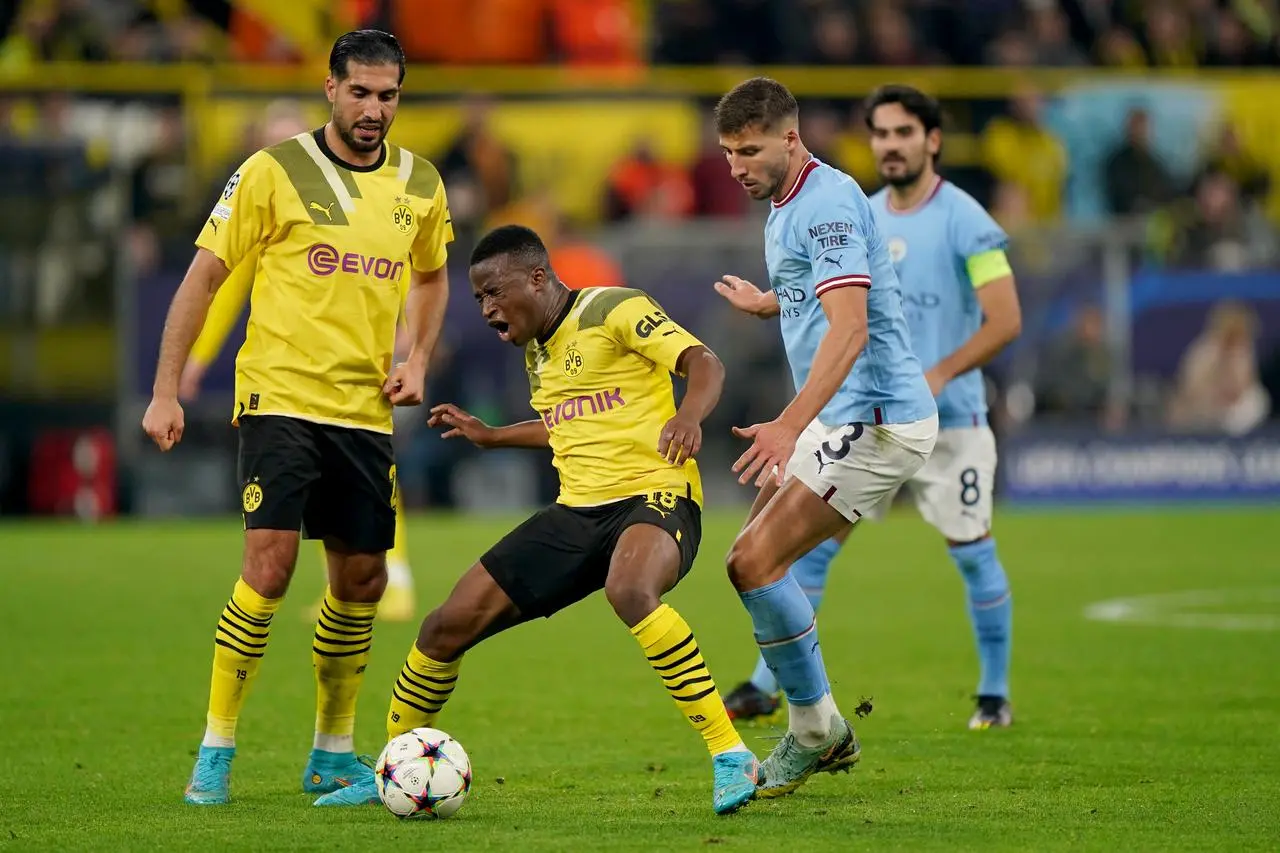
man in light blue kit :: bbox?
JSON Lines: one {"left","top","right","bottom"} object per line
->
{"left": 713, "top": 77, "right": 938, "bottom": 798}
{"left": 719, "top": 84, "right": 1022, "bottom": 732}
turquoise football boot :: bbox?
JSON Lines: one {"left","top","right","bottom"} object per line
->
{"left": 712, "top": 750, "right": 760, "bottom": 815}
{"left": 301, "top": 749, "right": 375, "bottom": 795}
{"left": 313, "top": 776, "right": 380, "bottom": 807}
{"left": 184, "top": 745, "right": 235, "bottom": 805}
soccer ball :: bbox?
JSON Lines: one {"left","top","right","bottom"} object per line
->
{"left": 375, "top": 727, "right": 472, "bottom": 819}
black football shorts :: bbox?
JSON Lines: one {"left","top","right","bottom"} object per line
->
{"left": 237, "top": 414, "right": 396, "bottom": 553}
{"left": 481, "top": 489, "right": 701, "bottom": 619}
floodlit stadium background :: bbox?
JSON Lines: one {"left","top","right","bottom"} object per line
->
{"left": 2, "top": 1, "right": 1279, "bottom": 514}
{"left": 3, "top": 4, "right": 1279, "bottom": 850}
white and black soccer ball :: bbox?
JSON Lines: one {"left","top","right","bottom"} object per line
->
{"left": 375, "top": 727, "right": 472, "bottom": 819}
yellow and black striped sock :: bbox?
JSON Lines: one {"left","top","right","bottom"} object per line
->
{"left": 204, "top": 578, "right": 282, "bottom": 747}
{"left": 632, "top": 604, "right": 744, "bottom": 756}
{"left": 312, "top": 589, "right": 377, "bottom": 752}
{"left": 386, "top": 644, "right": 461, "bottom": 740}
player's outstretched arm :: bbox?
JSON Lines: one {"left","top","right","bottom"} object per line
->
{"left": 428, "top": 403, "right": 550, "bottom": 449}
{"left": 658, "top": 345, "right": 725, "bottom": 465}
{"left": 924, "top": 266, "right": 1021, "bottom": 396}
{"left": 714, "top": 275, "right": 780, "bottom": 318}
{"left": 142, "top": 249, "right": 232, "bottom": 451}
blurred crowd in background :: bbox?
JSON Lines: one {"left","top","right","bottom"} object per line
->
{"left": 1, "top": 0, "right": 1278, "bottom": 513}
{"left": 6, "top": 0, "right": 1280, "bottom": 67}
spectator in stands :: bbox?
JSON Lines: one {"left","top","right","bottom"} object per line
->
{"left": 1141, "top": 2, "right": 1198, "bottom": 66}
{"left": 807, "top": 4, "right": 861, "bottom": 65}
{"left": 984, "top": 27, "right": 1037, "bottom": 66}
{"left": 981, "top": 85, "right": 1067, "bottom": 222}
{"left": 128, "top": 107, "right": 194, "bottom": 275}
{"left": 603, "top": 140, "right": 693, "bottom": 222}
{"left": 650, "top": 0, "right": 718, "bottom": 64}
{"left": 864, "top": 3, "right": 941, "bottom": 65}
{"left": 1104, "top": 108, "right": 1176, "bottom": 217}
{"left": 1160, "top": 169, "right": 1277, "bottom": 271}
{"left": 2, "top": 0, "right": 110, "bottom": 64}
{"left": 1201, "top": 123, "right": 1271, "bottom": 208}
{"left": 1034, "top": 303, "right": 1114, "bottom": 423}
{"left": 1204, "top": 7, "right": 1279, "bottom": 66}
{"left": 1095, "top": 25, "right": 1148, "bottom": 67}
{"left": 689, "top": 120, "right": 749, "bottom": 218}
{"left": 1167, "top": 300, "right": 1272, "bottom": 435}
{"left": 1027, "top": 3, "right": 1090, "bottom": 66}
{"left": 439, "top": 97, "right": 519, "bottom": 234}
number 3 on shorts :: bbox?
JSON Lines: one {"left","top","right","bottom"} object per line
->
{"left": 959, "top": 467, "right": 980, "bottom": 507}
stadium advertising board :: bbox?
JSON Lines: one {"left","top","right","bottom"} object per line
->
{"left": 1000, "top": 427, "right": 1280, "bottom": 504}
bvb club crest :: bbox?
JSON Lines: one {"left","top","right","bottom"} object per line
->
{"left": 242, "top": 481, "right": 263, "bottom": 513}
{"left": 563, "top": 346, "right": 584, "bottom": 377}
{"left": 392, "top": 199, "right": 414, "bottom": 234}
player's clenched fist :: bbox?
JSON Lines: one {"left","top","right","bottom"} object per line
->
{"left": 429, "top": 403, "right": 495, "bottom": 447}
{"left": 384, "top": 358, "right": 427, "bottom": 406}
{"left": 658, "top": 412, "right": 702, "bottom": 466}
{"left": 142, "top": 396, "right": 185, "bottom": 452}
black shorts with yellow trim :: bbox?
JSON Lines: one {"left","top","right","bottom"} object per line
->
{"left": 481, "top": 487, "right": 702, "bottom": 619}
{"left": 237, "top": 414, "right": 396, "bottom": 553}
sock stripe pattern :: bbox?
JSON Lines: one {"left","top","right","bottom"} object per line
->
{"left": 314, "top": 600, "right": 374, "bottom": 658}
{"left": 312, "top": 591, "right": 377, "bottom": 739}
{"left": 206, "top": 578, "right": 282, "bottom": 741}
{"left": 215, "top": 600, "right": 272, "bottom": 658}
{"left": 633, "top": 604, "right": 742, "bottom": 756}
{"left": 650, "top": 631, "right": 716, "bottom": 704}
{"left": 387, "top": 646, "right": 461, "bottom": 740}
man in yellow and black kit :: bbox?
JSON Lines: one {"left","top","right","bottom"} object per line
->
{"left": 142, "top": 30, "right": 453, "bottom": 805}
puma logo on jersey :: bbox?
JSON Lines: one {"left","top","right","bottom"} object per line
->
{"left": 310, "top": 201, "right": 335, "bottom": 220}
{"left": 822, "top": 254, "right": 844, "bottom": 268}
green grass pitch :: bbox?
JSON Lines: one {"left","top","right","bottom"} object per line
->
{"left": 2, "top": 507, "right": 1278, "bottom": 851}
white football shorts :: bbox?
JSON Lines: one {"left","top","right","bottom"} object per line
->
{"left": 785, "top": 414, "right": 939, "bottom": 524}
{"left": 862, "top": 425, "right": 998, "bottom": 542}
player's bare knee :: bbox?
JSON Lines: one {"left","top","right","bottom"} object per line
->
{"left": 726, "top": 532, "right": 773, "bottom": 592}
{"left": 418, "top": 606, "right": 469, "bottom": 661}
{"left": 328, "top": 551, "right": 388, "bottom": 603}
{"left": 241, "top": 531, "right": 298, "bottom": 598}
{"left": 605, "top": 577, "right": 661, "bottom": 629}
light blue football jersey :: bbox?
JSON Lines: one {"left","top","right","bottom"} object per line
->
{"left": 870, "top": 180, "right": 1009, "bottom": 429}
{"left": 764, "top": 158, "right": 935, "bottom": 427}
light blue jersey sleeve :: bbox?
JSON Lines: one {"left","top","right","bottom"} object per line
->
{"left": 799, "top": 194, "right": 873, "bottom": 298}
{"left": 947, "top": 191, "right": 1010, "bottom": 287}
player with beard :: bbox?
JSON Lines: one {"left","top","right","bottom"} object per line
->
{"left": 719, "top": 85, "right": 1022, "bottom": 732}
{"left": 712, "top": 78, "right": 937, "bottom": 797}
{"left": 143, "top": 30, "right": 455, "bottom": 804}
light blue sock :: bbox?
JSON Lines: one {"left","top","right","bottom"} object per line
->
{"left": 949, "top": 537, "right": 1012, "bottom": 699}
{"left": 749, "top": 538, "right": 839, "bottom": 695}
{"left": 738, "top": 572, "right": 830, "bottom": 706}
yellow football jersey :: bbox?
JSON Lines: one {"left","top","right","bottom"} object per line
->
{"left": 195, "top": 129, "right": 453, "bottom": 433}
{"left": 526, "top": 286, "right": 707, "bottom": 508}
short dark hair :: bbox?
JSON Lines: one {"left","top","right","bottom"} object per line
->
{"left": 470, "top": 225, "right": 550, "bottom": 270}
{"left": 863, "top": 84, "right": 942, "bottom": 136}
{"left": 329, "top": 30, "right": 406, "bottom": 85}
{"left": 714, "top": 77, "right": 799, "bottom": 135}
